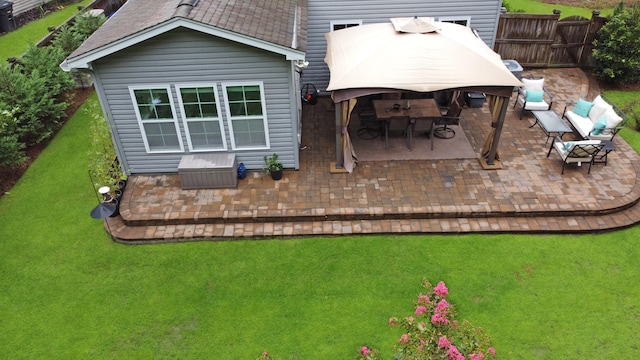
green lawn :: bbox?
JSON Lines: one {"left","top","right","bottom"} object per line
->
{"left": 1, "top": 1, "right": 639, "bottom": 359}
{"left": 506, "top": 0, "right": 616, "bottom": 18}
{"left": 0, "top": 0, "right": 94, "bottom": 61}
{"left": 0, "top": 94, "right": 639, "bottom": 360}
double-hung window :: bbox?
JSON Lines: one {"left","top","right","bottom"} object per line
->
{"left": 330, "top": 20, "right": 362, "bottom": 32}
{"left": 175, "top": 85, "right": 226, "bottom": 151}
{"left": 129, "top": 86, "right": 183, "bottom": 153}
{"left": 222, "top": 83, "right": 269, "bottom": 150}
{"left": 438, "top": 17, "right": 471, "bottom": 27}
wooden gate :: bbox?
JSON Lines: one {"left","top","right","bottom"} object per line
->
{"left": 494, "top": 11, "right": 606, "bottom": 68}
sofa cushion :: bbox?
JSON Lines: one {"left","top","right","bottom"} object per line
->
{"left": 565, "top": 110, "right": 595, "bottom": 138}
{"left": 603, "top": 106, "right": 623, "bottom": 129}
{"left": 574, "top": 98, "right": 594, "bottom": 118}
{"left": 522, "top": 78, "right": 544, "bottom": 95}
{"left": 592, "top": 117, "right": 607, "bottom": 135}
{"left": 526, "top": 90, "right": 544, "bottom": 102}
{"left": 588, "top": 95, "right": 610, "bottom": 122}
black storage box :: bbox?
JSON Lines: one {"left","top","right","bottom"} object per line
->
{"left": 466, "top": 92, "right": 486, "bottom": 108}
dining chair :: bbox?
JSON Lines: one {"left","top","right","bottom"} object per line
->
{"left": 433, "top": 98, "right": 462, "bottom": 139}
{"left": 384, "top": 116, "right": 411, "bottom": 150}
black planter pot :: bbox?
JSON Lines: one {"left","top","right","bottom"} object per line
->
{"left": 270, "top": 169, "right": 283, "bottom": 180}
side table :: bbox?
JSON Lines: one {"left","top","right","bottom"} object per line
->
{"left": 593, "top": 140, "right": 615, "bottom": 166}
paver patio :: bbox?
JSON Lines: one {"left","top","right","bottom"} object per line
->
{"left": 105, "top": 68, "right": 640, "bottom": 243}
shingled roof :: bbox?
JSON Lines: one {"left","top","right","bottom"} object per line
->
{"left": 65, "top": 0, "right": 307, "bottom": 66}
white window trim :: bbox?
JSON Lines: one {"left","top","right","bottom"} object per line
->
{"left": 437, "top": 16, "right": 471, "bottom": 27}
{"left": 221, "top": 82, "right": 270, "bottom": 150}
{"left": 330, "top": 20, "right": 362, "bottom": 32}
{"left": 128, "top": 85, "right": 184, "bottom": 154}
{"left": 174, "top": 83, "right": 227, "bottom": 152}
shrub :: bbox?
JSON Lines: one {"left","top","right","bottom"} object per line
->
{"left": 593, "top": 2, "right": 640, "bottom": 84}
{"left": 0, "top": 65, "right": 69, "bottom": 145}
{"left": 0, "top": 107, "right": 26, "bottom": 167}
{"left": 357, "top": 279, "right": 495, "bottom": 360}
{"left": 87, "top": 102, "right": 124, "bottom": 194}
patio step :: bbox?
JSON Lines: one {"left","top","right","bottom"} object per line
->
{"left": 104, "top": 196, "right": 640, "bottom": 243}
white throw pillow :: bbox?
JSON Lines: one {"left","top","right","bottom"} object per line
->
{"left": 603, "top": 106, "right": 623, "bottom": 129}
{"left": 588, "top": 96, "right": 610, "bottom": 122}
{"left": 522, "top": 78, "right": 544, "bottom": 93}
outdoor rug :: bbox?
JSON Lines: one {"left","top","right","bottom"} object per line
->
{"left": 350, "top": 122, "right": 477, "bottom": 161}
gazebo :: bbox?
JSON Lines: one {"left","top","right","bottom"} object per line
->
{"left": 324, "top": 18, "right": 523, "bottom": 172}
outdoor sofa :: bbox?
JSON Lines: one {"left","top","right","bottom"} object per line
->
{"left": 563, "top": 95, "right": 627, "bottom": 141}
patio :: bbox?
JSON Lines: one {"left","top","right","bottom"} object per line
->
{"left": 106, "top": 68, "right": 640, "bottom": 243}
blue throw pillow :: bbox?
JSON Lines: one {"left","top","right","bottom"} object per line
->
{"left": 525, "top": 90, "right": 544, "bottom": 102}
{"left": 561, "top": 141, "right": 573, "bottom": 151}
{"left": 592, "top": 117, "right": 607, "bottom": 135}
{"left": 573, "top": 98, "right": 594, "bottom": 118}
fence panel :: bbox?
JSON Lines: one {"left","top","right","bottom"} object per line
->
{"left": 495, "top": 11, "right": 606, "bottom": 68}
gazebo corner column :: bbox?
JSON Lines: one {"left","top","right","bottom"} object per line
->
{"left": 480, "top": 95, "right": 510, "bottom": 169}
{"left": 329, "top": 100, "right": 350, "bottom": 173}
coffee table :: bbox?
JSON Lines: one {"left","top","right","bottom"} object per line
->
{"left": 530, "top": 110, "right": 573, "bottom": 145}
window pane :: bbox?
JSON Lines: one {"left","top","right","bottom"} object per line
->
{"left": 188, "top": 120, "right": 223, "bottom": 149}
{"left": 138, "top": 104, "right": 156, "bottom": 120}
{"left": 134, "top": 89, "right": 152, "bottom": 104}
{"left": 151, "top": 89, "right": 170, "bottom": 103}
{"left": 180, "top": 88, "right": 199, "bottom": 103}
{"left": 226, "top": 86, "right": 244, "bottom": 101}
{"left": 229, "top": 102, "right": 246, "bottom": 117}
{"left": 155, "top": 104, "right": 173, "bottom": 119}
{"left": 246, "top": 102, "right": 263, "bottom": 116}
{"left": 198, "top": 87, "right": 215, "bottom": 102}
{"left": 184, "top": 104, "right": 201, "bottom": 118}
{"left": 244, "top": 86, "right": 261, "bottom": 100}
{"left": 232, "top": 118, "right": 265, "bottom": 147}
{"left": 143, "top": 122, "right": 180, "bottom": 151}
{"left": 201, "top": 103, "right": 218, "bottom": 117}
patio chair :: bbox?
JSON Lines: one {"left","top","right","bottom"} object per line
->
{"left": 546, "top": 135, "right": 604, "bottom": 174}
{"left": 384, "top": 116, "right": 411, "bottom": 150}
{"left": 513, "top": 77, "right": 554, "bottom": 119}
{"left": 433, "top": 98, "right": 462, "bottom": 139}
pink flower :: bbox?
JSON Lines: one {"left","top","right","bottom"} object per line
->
{"left": 431, "top": 313, "right": 449, "bottom": 325}
{"left": 434, "top": 281, "right": 449, "bottom": 297}
{"left": 399, "top": 333, "right": 411, "bottom": 345}
{"left": 361, "top": 346, "right": 371, "bottom": 356}
{"left": 389, "top": 317, "right": 398, "bottom": 326}
{"left": 488, "top": 347, "right": 496, "bottom": 357}
{"left": 417, "top": 345, "right": 424, "bottom": 351}
{"left": 438, "top": 336, "right": 451, "bottom": 349}
{"left": 469, "top": 353, "right": 485, "bottom": 360}
{"left": 415, "top": 305, "right": 428, "bottom": 316}
{"left": 448, "top": 345, "right": 464, "bottom": 360}
{"left": 435, "top": 299, "right": 449, "bottom": 313}
{"left": 417, "top": 293, "right": 430, "bottom": 304}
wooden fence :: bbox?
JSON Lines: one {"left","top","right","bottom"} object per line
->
{"left": 494, "top": 10, "right": 606, "bottom": 68}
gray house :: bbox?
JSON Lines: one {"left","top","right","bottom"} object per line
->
{"left": 62, "top": 0, "right": 307, "bottom": 173}
{"left": 62, "top": 0, "right": 503, "bottom": 176}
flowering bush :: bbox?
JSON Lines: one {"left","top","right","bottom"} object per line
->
{"left": 256, "top": 351, "right": 276, "bottom": 360}
{"left": 358, "top": 279, "right": 496, "bottom": 360}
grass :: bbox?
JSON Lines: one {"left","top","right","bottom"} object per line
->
{"left": 0, "top": 0, "right": 94, "bottom": 61}
{"left": 506, "top": 0, "right": 617, "bottom": 18}
{"left": 0, "top": 94, "right": 639, "bottom": 359}
{"left": 1, "top": 1, "right": 639, "bottom": 359}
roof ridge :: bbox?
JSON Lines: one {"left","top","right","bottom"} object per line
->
{"left": 174, "top": 0, "right": 199, "bottom": 18}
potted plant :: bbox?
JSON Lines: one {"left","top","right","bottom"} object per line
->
{"left": 264, "top": 153, "right": 283, "bottom": 180}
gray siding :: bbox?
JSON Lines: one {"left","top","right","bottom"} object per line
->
{"left": 11, "top": 0, "right": 44, "bottom": 15}
{"left": 302, "top": 0, "right": 503, "bottom": 93}
{"left": 92, "top": 28, "right": 297, "bottom": 174}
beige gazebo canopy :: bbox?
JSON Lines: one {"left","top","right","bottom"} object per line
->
{"left": 324, "top": 18, "right": 522, "bottom": 172}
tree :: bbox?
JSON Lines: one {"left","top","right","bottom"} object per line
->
{"left": 593, "top": 2, "right": 640, "bottom": 84}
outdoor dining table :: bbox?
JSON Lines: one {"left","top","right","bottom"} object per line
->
{"left": 372, "top": 98, "right": 442, "bottom": 150}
